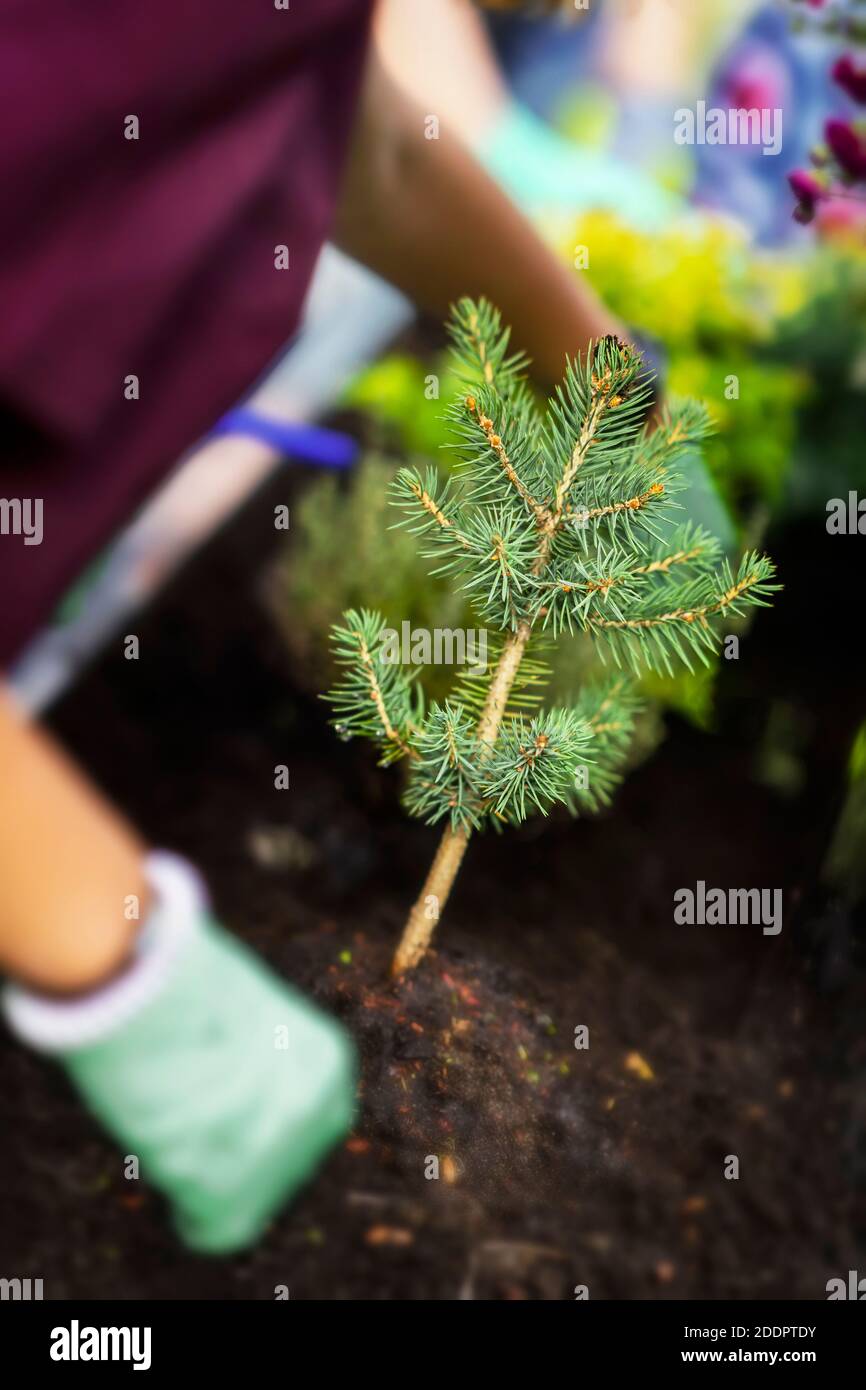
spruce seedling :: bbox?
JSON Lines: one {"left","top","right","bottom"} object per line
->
{"left": 325, "top": 300, "right": 778, "bottom": 975}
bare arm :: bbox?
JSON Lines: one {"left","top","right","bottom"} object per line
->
{"left": 333, "top": 53, "right": 627, "bottom": 390}
{"left": 0, "top": 686, "right": 146, "bottom": 993}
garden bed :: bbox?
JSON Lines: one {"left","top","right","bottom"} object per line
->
{"left": 1, "top": 472, "right": 863, "bottom": 1300}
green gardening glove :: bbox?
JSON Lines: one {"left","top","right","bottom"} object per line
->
{"left": 479, "top": 101, "right": 677, "bottom": 232}
{"left": 3, "top": 852, "right": 355, "bottom": 1254}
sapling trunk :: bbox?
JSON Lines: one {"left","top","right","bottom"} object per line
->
{"left": 393, "top": 825, "right": 470, "bottom": 975}
{"left": 393, "top": 621, "right": 529, "bottom": 974}
{"left": 326, "top": 300, "right": 778, "bottom": 978}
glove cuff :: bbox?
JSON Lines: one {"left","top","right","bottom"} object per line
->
{"left": 2, "top": 851, "right": 207, "bottom": 1053}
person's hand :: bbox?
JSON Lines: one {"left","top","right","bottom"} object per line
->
{"left": 4, "top": 853, "right": 356, "bottom": 1253}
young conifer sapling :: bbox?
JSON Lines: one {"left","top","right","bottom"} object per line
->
{"left": 326, "top": 300, "right": 778, "bottom": 975}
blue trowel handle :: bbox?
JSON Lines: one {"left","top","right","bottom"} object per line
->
{"left": 212, "top": 408, "right": 358, "bottom": 470}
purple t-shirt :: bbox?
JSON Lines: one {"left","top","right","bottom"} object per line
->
{"left": 0, "top": 0, "right": 372, "bottom": 662}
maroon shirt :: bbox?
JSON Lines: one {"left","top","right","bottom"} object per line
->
{"left": 0, "top": 0, "right": 372, "bottom": 663}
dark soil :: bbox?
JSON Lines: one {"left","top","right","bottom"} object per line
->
{"left": 1, "top": 473, "right": 864, "bottom": 1300}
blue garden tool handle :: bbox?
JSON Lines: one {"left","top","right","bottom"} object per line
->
{"left": 212, "top": 408, "right": 359, "bottom": 470}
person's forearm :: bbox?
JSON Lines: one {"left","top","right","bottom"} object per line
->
{"left": 374, "top": 0, "right": 508, "bottom": 149}
{"left": 333, "top": 54, "right": 626, "bottom": 390}
{"left": 0, "top": 686, "right": 147, "bottom": 993}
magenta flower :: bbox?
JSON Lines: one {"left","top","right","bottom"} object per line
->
{"left": 723, "top": 48, "right": 786, "bottom": 114}
{"left": 788, "top": 168, "right": 828, "bottom": 223}
{"left": 825, "top": 118, "right": 866, "bottom": 179}
{"left": 789, "top": 169, "right": 826, "bottom": 202}
{"left": 833, "top": 55, "right": 866, "bottom": 106}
